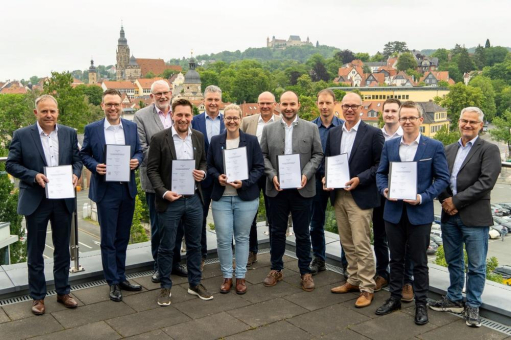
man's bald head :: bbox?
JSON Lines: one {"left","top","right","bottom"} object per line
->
{"left": 342, "top": 92, "right": 362, "bottom": 105}
{"left": 280, "top": 91, "right": 299, "bottom": 103}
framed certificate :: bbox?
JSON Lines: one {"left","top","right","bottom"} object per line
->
{"left": 105, "top": 144, "right": 131, "bottom": 182}
{"left": 171, "top": 159, "right": 195, "bottom": 195}
{"left": 325, "top": 154, "right": 350, "bottom": 189}
{"left": 223, "top": 146, "right": 249, "bottom": 182}
{"left": 277, "top": 154, "right": 302, "bottom": 189}
{"left": 44, "top": 165, "right": 75, "bottom": 199}
{"left": 389, "top": 161, "right": 417, "bottom": 200}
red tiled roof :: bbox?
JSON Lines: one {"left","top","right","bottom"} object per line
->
{"left": 0, "top": 86, "right": 27, "bottom": 94}
{"left": 102, "top": 81, "right": 137, "bottom": 89}
{"left": 136, "top": 77, "right": 171, "bottom": 89}
{"left": 136, "top": 58, "right": 182, "bottom": 77}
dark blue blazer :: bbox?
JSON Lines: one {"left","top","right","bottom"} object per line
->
{"left": 79, "top": 118, "right": 143, "bottom": 203}
{"left": 6, "top": 124, "right": 82, "bottom": 216}
{"left": 376, "top": 135, "right": 450, "bottom": 225}
{"left": 192, "top": 112, "right": 225, "bottom": 188}
{"left": 325, "top": 121, "right": 384, "bottom": 210}
{"left": 207, "top": 130, "right": 264, "bottom": 201}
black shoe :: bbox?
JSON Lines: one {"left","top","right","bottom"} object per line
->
{"left": 465, "top": 306, "right": 482, "bottom": 328}
{"left": 429, "top": 296, "right": 464, "bottom": 313}
{"left": 415, "top": 303, "right": 429, "bottom": 325}
{"left": 310, "top": 257, "right": 326, "bottom": 276}
{"left": 151, "top": 271, "right": 161, "bottom": 283}
{"left": 109, "top": 285, "right": 122, "bottom": 302}
{"left": 172, "top": 264, "right": 188, "bottom": 277}
{"left": 119, "top": 280, "right": 142, "bottom": 291}
{"left": 375, "top": 297, "right": 401, "bottom": 315}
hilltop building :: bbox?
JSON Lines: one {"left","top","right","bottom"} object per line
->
{"left": 88, "top": 59, "right": 97, "bottom": 85}
{"left": 173, "top": 53, "right": 204, "bottom": 108}
{"left": 267, "top": 35, "right": 313, "bottom": 49}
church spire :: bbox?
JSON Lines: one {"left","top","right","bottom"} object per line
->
{"left": 118, "top": 24, "right": 127, "bottom": 45}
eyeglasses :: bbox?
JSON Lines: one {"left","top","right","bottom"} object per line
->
{"left": 399, "top": 116, "right": 420, "bottom": 122}
{"left": 153, "top": 91, "right": 170, "bottom": 97}
{"left": 224, "top": 117, "right": 240, "bottom": 122}
{"left": 258, "top": 102, "right": 274, "bottom": 106}
{"left": 341, "top": 104, "right": 361, "bottom": 110}
{"left": 459, "top": 119, "right": 481, "bottom": 125}
{"left": 104, "top": 103, "right": 121, "bottom": 108}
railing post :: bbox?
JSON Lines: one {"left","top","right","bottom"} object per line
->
{"left": 70, "top": 187, "right": 84, "bottom": 273}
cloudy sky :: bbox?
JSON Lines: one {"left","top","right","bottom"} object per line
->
{"left": 1, "top": 0, "right": 509, "bottom": 81}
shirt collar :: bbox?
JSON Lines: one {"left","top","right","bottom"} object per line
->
{"left": 205, "top": 113, "right": 222, "bottom": 121}
{"left": 104, "top": 119, "right": 123, "bottom": 130}
{"left": 458, "top": 135, "right": 478, "bottom": 147}
{"left": 316, "top": 116, "right": 342, "bottom": 128}
{"left": 400, "top": 133, "right": 421, "bottom": 146}
{"left": 156, "top": 105, "right": 171, "bottom": 116}
{"left": 171, "top": 125, "right": 192, "bottom": 138}
{"left": 381, "top": 125, "right": 403, "bottom": 138}
{"left": 342, "top": 119, "right": 361, "bottom": 133}
{"left": 281, "top": 115, "right": 298, "bottom": 127}
{"left": 258, "top": 114, "right": 275, "bottom": 124}
{"left": 36, "top": 122, "right": 58, "bottom": 135}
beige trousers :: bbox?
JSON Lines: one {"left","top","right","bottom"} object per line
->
{"left": 334, "top": 190, "right": 376, "bottom": 293}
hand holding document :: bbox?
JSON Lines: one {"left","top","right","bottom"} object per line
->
{"left": 44, "top": 165, "right": 75, "bottom": 199}
{"left": 172, "top": 159, "right": 195, "bottom": 195}
{"left": 325, "top": 154, "right": 351, "bottom": 189}
{"left": 105, "top": 144, "right": 131, "bottom": 182}
{"left": 388, "top": 161, "right": 417, "bottom": 200}
{"left": 278, "top": 154, "right": 302, "bottom": 189}
{"left": 223, "top": 146, "right": 249, "bottom": 182}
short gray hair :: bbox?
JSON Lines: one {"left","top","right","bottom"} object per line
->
{"left": 204, "top": 85, "right": 222, "bottom": 99}
{"left": 223, "top": 104, "right": 242, "bottom": 118}
{"left": 150, "top": 80, "right": 170, "bottom": 93}
{"left": 460, "top": 107, "right": 484, "bottom": 122}
{"left": 35, "top": 94, "right": 58, "bottom": 108}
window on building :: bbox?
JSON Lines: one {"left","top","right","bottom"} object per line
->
{"left": 405, "top": 95, "right": 409, "bottom": 99}
{"left": 420, "top": 126, "right": 425, "bottom": 133}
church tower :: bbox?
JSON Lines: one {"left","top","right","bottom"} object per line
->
{"left": 116, "top": 25, "right": 130, "bottom": 80}
{"left": 88, "top": 58, "right": 97, "bottom": 84}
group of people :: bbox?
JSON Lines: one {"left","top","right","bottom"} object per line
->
{"left": 6, "top": 81, "right": 501, "bottom": 329}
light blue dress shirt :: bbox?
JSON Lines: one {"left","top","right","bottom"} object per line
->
{"left": 450, "top": 136, "right": 478, "bottom": 195}
{"left": 205, "top": 114, "right": 222, "bottom": 143}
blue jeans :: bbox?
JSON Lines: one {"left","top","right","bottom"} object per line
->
{"left": 158, "top": 194, "right": 203, "bottom": 289}
{"left": 441, "top": 215, "right": 489, "bottom": 308}
{"left": 212, "top": 196, "right": 259, "bottom": 278}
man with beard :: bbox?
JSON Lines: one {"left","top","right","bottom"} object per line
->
{"left": 147, "top": 99, "right": 213, "bottom": 305}
{"left": 134, "top": 80, "right": 187, "bottom": 283}
{"left": 240, "top": 91, "right": 281, "bottom": 266}
{"left": 260, "top": 91, "right": 323, "bottom": 292}
{"left": 80, "top": 89, "right": 144, "bottom": 302}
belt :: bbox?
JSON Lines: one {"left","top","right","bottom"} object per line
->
{"left": 182, "top": 190, "right": 198, "bottom": 199}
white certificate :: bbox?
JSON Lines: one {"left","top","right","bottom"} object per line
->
{"left": 105, "top": 144, "right": 131, "bottom": 182}
{"left": 223, "top": 146, "right": 249, "bottom": 182}
{"left": 172, "top": 159, "right": 195, "bottom": 195}
{"left": 44, "top": 165, "right": 75, "bottom": 199}
{"left": 325, "top": 154, "right": 351, "bottom": 189}
{"left": 389, "top": 161, "right": 417, "bottom": 200}
{"left": 278, "top": 154, "right": 302, "bottom": 189}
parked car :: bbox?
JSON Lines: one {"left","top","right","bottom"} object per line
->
{"left": 489, "top": 229, "right": 501, "bottom": 239}
{"left": 491, "top": 204, "right": 505, "bottom": 216}
{"left": 431, "top": 229, "right": 442, "bottom": 237}
{"left": 492, "top": 204, "right": 510, "bottom": 216}
{"left": 434, "top": 214, "right": 441, "bottom": 224}
{"left": 427, "top": 240, "right": 438, "bottom": 255}
{"left": 497, "top": 203, "right": 511, "bottom": 211}
{"left": 492, "top": 217, "right": 511, "bottom": 232}
{"left": 493, "top": 265, "right": 511, "bottom": 279}
{"left": 491, "top": 224, "right": 507, "bottom": 235}
{"left": 430, "top": 234, "right": 443, "bottom": 246}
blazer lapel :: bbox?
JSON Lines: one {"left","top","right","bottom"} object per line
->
{"left": 333, "top": 127, "right": 342, "bottom": 156}
{"left": 166, "top": 130, "right": 177, "bottom": 160}
{"left": 238, "top": 130, "right": 247, "bottom": 148}
{"left": 446, "top": 144, "right": 458, "bottom": 171}
{"left": 219, "top": 113, "right": 225, "bottom": 133}
{"left": 57, "top": 125, "right": 67, "bottom": 165}
{"left": 291, "top": 121, "right": 301, "bottom": 154}
{"left": 413, "top": 135, "right": 428, "bottom": 161}
{"left": 458, "top": 138, "right": 481, "bottom": 172}
{"left": 151, "top": 104, "right": 165, "bottom": 130}
{"left": 30, "top": 124, "right": 48, "bottom": 166}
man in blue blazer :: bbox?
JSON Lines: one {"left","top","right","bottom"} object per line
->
{"left": 324, "top": 93, "right": 384, "bottom": 308}
{"left": 6, "top": 95, "right": 82, "bottom": 315}
{"left": 375, "top": 101, "right": 450, "bottom": 325}
{"left": 80, "top": 89, "right": 144, "bottom": 302}
{"left": 191, "top": 85, "right": 225, "bottom": 269}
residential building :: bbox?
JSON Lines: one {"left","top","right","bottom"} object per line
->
{"left": 330, "top": 86, "right": 450, "bottom": 103}
{"left": 101, "top": 81, "right": 137, "bottom": 99}
{"left": 418, "top": 101, "right": 450, "bottom": 137}
{"left": 267, "top": 35, "right": 313, "bottom": 49}
{"left": 134, "top": 78, "right": 171, "bottom": 97}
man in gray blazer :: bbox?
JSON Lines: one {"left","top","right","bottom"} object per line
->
{"left": 260, "top": 91, "right": 323, "bottom": 292}
{"left": 134, "top": 80, "right": 187, "bottom": 283}
{"left": 430, "top": 107, "right": 501, "bottom": 328}
{"left": 240, "top": 91, "right": 281, "bottom": 266}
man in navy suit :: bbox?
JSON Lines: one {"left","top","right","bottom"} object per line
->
{"left": 191, "top": 85, "right": 225, "bottom": 270}
{"left": 6, "top": 94, "right": 82, "bottom": 315}
{"left": 324, "top": 93, "right": 384, "bottom": 308}
{"left": 80, "top": 89, "right": 144, "bottom": 302}
{"left": 375, "top": 101, "right": 450, "bottom": 325}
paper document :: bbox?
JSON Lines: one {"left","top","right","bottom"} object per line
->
{"left": 389, "top": 161, "right": 417, "bottom": 200}
{"left": 223, "top": 146, "right": 249, "bottom": 182}
{"left": 172, "top": 159, "right": 195, "bottom": 195}
{"left": 105, "top": 144, "right": 131, "bottom": 182}
{"left": 278, "top": 154, "right": 302, "bottom": 189}
{"left": 44, "top": 165, "right": 75, "bottom": 199}
{"left": 325, "top": 154, "right": 351, "bottom": 189}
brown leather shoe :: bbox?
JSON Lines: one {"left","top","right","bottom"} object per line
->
{"left": 401, "top": 284, "right": 414, "bottom": 302}
{"left": 331, "top": 282, "right": 359, "bottom": 294}
{"left": 301, "top": 273, "right": 315, "bottom": 292}
{"left": 247, "top": 252, "right": 257, "bottom": 267}
{"left": 235, "top": 279, "right": 247, "bottom": 295}
{"left": 355, "top": 291, "right": 374, "bottom": 308}
{"left": 374, "top": 276, "right": 388, "bottom": 292}
{"left": 220, "top": 278, "right": 233, "bottom": 294}
{"left": 31, "top": 299, "right": 45, "bottom": 315}
{"left": 57, "top": 294, "right": 78, "bottom": 308}
{"left": 263, "top": 270, "right": 283, "bottom": 287}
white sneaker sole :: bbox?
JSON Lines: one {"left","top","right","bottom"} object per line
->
{"left": 466, "top": 320, "right": 481, "bottom": 327}
{"left": 188, "top": 288, "right": 214, "bottom": 300}
{"left": 429, "top": 306, "right": 464, "bottom": 313}
{"left": 157, "top": 292, "right": 172, "bottom": 306}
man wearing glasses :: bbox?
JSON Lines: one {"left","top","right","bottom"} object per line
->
{"left": 324, "top": 93, "right": 384, "bottom": 308}
{"left": 134, "top": 80, "right": 188, "bottom": 283}
{"left": 430, "top": 107, "right": 500, "bottom": 328}
{"left": 375, "top": 101, "right": 449, "bottom": 325}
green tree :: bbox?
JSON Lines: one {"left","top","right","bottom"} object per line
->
{"left": 160, "top": 68, "right": 177, "bottom": 79}
{"left": 0, "top": 94, "right": 33, "bottom": 146}
{"left": 432, "top": 48, "right": 449, "bottom": 65}
{"left": 485, "top": 39, "right": 491, "bottom": 48}
{"left": 334, "top": 49, "right": 355, "bottom": 64}
{"left": 457, "top": 48, "right": 475, "bottom": 74}
{"left": 354, "top": 53, "right": 370, "bottom": 62}
{"left": 482, "top": 59, "right": 511, "bottom": 85}
{"left": 198, "top": 70, "right": 220, "bottom": 92}
{"left": 405, "top": 68, "right": 421, "bottom": 81}
{"left": 473, "top": 45, "right": 486, "bottom": 69}
{"left": 231, "top": 68, "right": 270, "bottom": 103}
{"left": 396, "top": 52, "right": 417, "bottom": 71}
{"left": 432, "top": 125, "right": 460, "bottom": 146}
{"left": 29, "top": 76, "right": 40, "bottom": 85}
{"left": 485, "top": 46, "right": 510, "bottom": 66}
{"left": 496, "top": 86, "right": 511, "bottom": 115}
{"left": 306, "top": 54, "right": 330, "bottom": 82}
{"left": 74, "top": 84, "right": 103, "bottom": 106}
{"left": 370, "top": 52, "right": 385, "bottom": 62}
{"left": 298, "top": 95, "right": 319, "bottom": 121}
{"left": 468, "top": 76, "right": 497, "bottom": 121}
{"left": 144, "top": 72, "right": 155, "bottom": 79}
{"left": 440, "top": 83, "right": 484, "bottom": 128}
{"left": 489, "top": 109, "right": 511, "bottom": 148}
{"left": 130, "top": 195, "right": 149, "bottom": 244}
{"left": 383, "top": 41, "right": 408, "bottom": 58}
